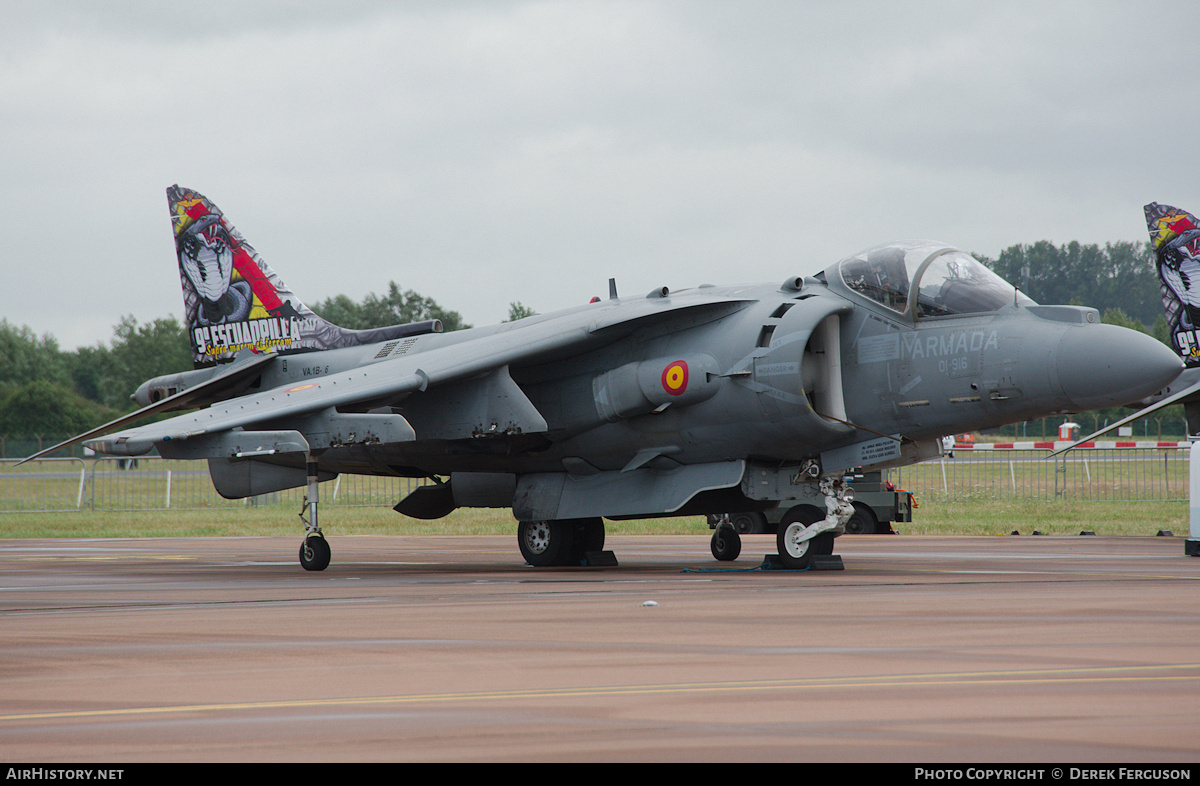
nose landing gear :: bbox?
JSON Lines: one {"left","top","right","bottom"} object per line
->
{"left": 774, "top": 475, "right": 852, "bottom": 570}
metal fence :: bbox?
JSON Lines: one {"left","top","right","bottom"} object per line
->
{"left": 0, "top": 447, "right": 1190, "bottom": 513}
{"left": 888, "top": 446, "right": 1190, "bottom": 503}
{"left": 0, "top": 457, "right": 428, "bottom": 513}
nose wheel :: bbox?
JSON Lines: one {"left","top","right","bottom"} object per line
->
{"left": 776, "top": 506, "right": 823, "bottom": 569}
{"left": 774, "top": 474, "right": 852, "bottom": 570}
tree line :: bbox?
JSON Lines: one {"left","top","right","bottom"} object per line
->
{"left": 0, "top": 241, "right": 1181, "bottom": 456}
{"left": 977, "top": 240, "right": 1163, "bottom": 331}
{"left": 974, "top": 240, "right": 1180, "bottom": 437}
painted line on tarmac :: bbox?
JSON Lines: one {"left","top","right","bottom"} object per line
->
{"left": 3, "top": 662, "right": 1199, "bottom": 723}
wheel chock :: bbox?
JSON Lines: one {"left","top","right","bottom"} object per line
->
{"left": 813, "top": 555, "right": 844, "bottom": 570}
{"left": 759, "top": 554, "right": 844, "bottom": 571}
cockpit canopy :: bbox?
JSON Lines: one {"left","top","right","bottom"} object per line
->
{"left": 835, "top": 240, "right": 1034, "bottom": 319}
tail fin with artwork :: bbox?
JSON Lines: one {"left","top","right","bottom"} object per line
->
{"left": 1143, "top": 202, "right": 1200, "bottom": 434}
{"left": 168, "top": 185, "right": 441, "bottom": 369}
{"left": 1145, "top": 202, "right": 1200, "bottom": 368}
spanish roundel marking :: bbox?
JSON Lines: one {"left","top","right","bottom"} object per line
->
{"left": 661, "top": 360, "right": 689, "bottom": 396}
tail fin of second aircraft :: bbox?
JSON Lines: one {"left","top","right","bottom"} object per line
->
{"left": 168, "top": 185, "right": 440, "bottom": 368}
{"left": 1144, "top": 202, "right": 1200, "bottom": 435}
{"left": 1146, "top": 202, "right": 1200, "bottom": 369}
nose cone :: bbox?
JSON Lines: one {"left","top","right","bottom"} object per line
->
{"left": 1055, "top": 324, "right": 1182, "bottom": 411}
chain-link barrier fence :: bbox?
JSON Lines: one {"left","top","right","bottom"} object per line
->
{"left": 887, "top": 446, "right": 1189, "bottom": 503}
{"left": 2, "top": 446, "right": 1191, "bottom": 514}
{"left": 0, "top": 457, "right": 427, "bottom": 513}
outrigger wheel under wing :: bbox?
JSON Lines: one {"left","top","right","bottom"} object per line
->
{"left": 298, "top": 455, "right": 330, "bottom": 571}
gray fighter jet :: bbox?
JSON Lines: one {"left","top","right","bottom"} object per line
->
{"left": 25, "top": 187, "right": 1183, "bottom": 571}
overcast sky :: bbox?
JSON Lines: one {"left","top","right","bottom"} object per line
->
{"left": 3, "top": 1, "right": 1199, "bottom": 350}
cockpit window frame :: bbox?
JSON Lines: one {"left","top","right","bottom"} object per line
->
{"left": 834, "top": 242, "right": 1032, "bottom": 322}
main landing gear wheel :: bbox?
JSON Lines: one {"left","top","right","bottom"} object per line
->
{"left": 519, "top": 518, "right": 605, "bottom": 566}
{"left": 299, "top": 534, "right": 331, "bottom": 572}
{"left": 572, "top": 517, "right": 605, "bottom": 562}
{"left": 710, "top": 526, "right": 742, "bottom": 561}
{"left": 519, "top": 520, "right": 561, "bottom": 566}
{"left": 775, "top": 505, "right": 834, "bottom": 570}
{"left": 731, "top": 511, "right": 767, "bottom": 534}
{"left": 845, "top": 502, "right": 878, "bottom": 535}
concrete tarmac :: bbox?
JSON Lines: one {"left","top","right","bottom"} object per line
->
{"left": 1, "top": 533, "right": 1199, "bottom": 762}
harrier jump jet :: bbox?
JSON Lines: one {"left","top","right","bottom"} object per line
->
{"left": 25, "top": 187, "right": 1183, "bottom": 571}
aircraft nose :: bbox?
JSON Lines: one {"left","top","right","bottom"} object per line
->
{"left": 1054, "top": 324, "right": 1182, "bottom": 411}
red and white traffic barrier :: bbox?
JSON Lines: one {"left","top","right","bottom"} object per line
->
{"left": 956, "top": 441, "right": 1191, "bottom": 451}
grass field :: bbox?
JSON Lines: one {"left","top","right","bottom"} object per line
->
{"left": 906, "top": 499, "right": 1188, "bottom": 536}
{"left": 891, "top": 450, "right": 1190, "bottom": 503}
{"left": 1, "top": 452, "right": 1193, "bottom": 539}
{"left": 0, "top": 498, "right": 1189, "bottom": 539}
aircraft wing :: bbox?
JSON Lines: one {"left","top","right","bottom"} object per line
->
{"left": 17, "top": 352, "right": 277, "bottom": 464}
{"left": 81, "top": 293, "right": 753, "bottom": 458}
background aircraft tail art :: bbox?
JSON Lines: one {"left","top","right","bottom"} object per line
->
{"left": 1147, "top": 202, "right": 1200, "bottom": 369}
{"left": 1144, "top": 203, "right": 1200, "bottom": 435}
{"left": 168, "top": 185, "right": 440, "bottom": 369}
